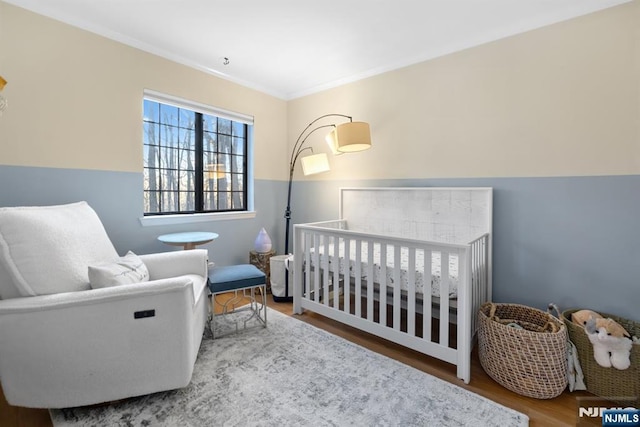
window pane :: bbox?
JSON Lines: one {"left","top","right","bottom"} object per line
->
{"left": 159, "top": 147, "right": 179, "bottom": 169}
{"left": 203, "top": 132, "right": 216, "bottom": 151}
{"left": 204, "top": 191, "right": 212, "bottom": 210}
{"left": 203, "top": 115, "right": 217, "bottom": 133}
{"left": 204, "top": 174, "right": 213, "bottom": 192}
{"left": 160, "top": 125, "right": 180, "bottom": 148}
{"left": 180, "top": 190, "right": 194, "bottom": 211}
{"left": 161, "top": 191, "right": 177, "bottom": 212}
{"left": 204, "top": 190, "right": 218, "bottom": 210}
{"left": 232, "top": 192, "right": 244, "bottom": 210}
{"left": 232, "top": 154, "right": 244, "bottom": 174}
{"left": 144, "top": 166, "right": 160, "bottom": 189}
{"left": 143, "top": 100, "right": 159, "bottom": 123}
{"left": 143, "top": 192, "right": 151, "bottom": 213}
{"left": 180, "top": 171, "right": 195, "bottom": 193}
{"left": 231, "top": 173, "right": 244, "bottom": 192}
{"left": 218, "top": 118, "right": 231, "bottom": 135}
{"left": 143, "top": 123, "right": 159, "bottom": 145}
{"left": 179, "top": 128, "right": 196, "bottom": 150}
{"left": 143, "top": 145, "right": 160, "bottom": 168}
{"left": 218, "top": 153, "right": 231, "bottom": 173}
{"left": 232, "top": 122, "right": 245, "bottom": 137}
{"left": 203, "top": 151, "right": 217, "bottom": 168}
{"left": 144, "top": 190, "right": 161, "bottom": 213}
{"left": 220, "top": 176, "right": 227, "bottom": 193}
{"left": 159, "top": 104, "right": 179, "bottom": 127}
{"left": 179, "top": 109, "right": 195, "bottom": 129}
{"left": 180, "top": 149, "right": 196, "bottom": 171}
{"left": 232, "top": 137, "right": 244, "bottom": 156}
{"left": 161, "top": 168, "right": 179, "bottom": 192}
{"left": 218, "top": 135, "right": 232, "bottom": 154}
{"left": 218, "top": 192, "right": 230, "bottom": 210}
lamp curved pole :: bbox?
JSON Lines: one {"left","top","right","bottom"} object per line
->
{"left": 284, "top": 115, "right": 353, "bottom": 256}
{"left": 289, "top": 114, "right": 352, "bottom": 167}
{"left": 278, "top": 114, "right": 356, "bottom": 301}
{"left": 285, "top": 124, "right": 335, "bottom": 257}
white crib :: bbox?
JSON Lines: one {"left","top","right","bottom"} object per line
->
{"left": 292, "top": 187, "right": 492, "bottom": 383}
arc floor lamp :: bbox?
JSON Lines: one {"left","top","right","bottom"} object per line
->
{"left": 284, "top": 114, "right": 372, "bottom": 255}
{"left": 278, "top": 114, "right": 371, "bottom": 301}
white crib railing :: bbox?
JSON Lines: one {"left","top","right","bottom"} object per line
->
{"left": 293, "top": 220, "right": 490, "bottom": 384}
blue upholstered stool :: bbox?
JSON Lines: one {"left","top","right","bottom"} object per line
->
{"left": 208, "top": 264, "right": 267, "bottom": 338}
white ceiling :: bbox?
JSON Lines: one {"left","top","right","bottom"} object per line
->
{"left": 4, "top": 0, "right": 631, "bottom": 100}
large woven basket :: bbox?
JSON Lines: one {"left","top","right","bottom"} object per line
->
{"left": 562, "top": 308, "right": 639, "bottom": 407}
{"left": 477, "top": 302, "right": 568, "bottom": 399}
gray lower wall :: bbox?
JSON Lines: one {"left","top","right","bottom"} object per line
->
{"left": 0, "top": 165, "right": 285, "bottom": 268}
{"left": 1, "top": 165, "right": 638, "bottom": 322}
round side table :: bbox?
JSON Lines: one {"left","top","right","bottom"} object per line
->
{"left": 158, "top": 231, "right": 219, "bottom": 250}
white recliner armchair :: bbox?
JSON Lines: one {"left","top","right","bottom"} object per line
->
{"left": 0, "top": 202, "right": 210, "bottom": 408}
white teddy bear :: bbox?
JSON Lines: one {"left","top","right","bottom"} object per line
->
{"left": 585, "top": 316, "right": 633, "bottom": 370}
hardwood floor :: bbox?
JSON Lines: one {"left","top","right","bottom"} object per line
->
{"left": 0, "top": 392, "right": 51, "bottom": 427}
{"left": 1, "top": 300, "right": 603, "bottom": 426}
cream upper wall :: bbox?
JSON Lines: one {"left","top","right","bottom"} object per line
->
{"left": 0, "top": 2, "right": 287, "bottom": 180}
{"left": 1, "top": 2, "right": 638, "bottom": 182}
{"left": 288, "top": 1, "right": 640, "bottom": 180}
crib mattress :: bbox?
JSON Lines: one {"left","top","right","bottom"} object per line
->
{"left": 309, "top": 240, "right": 459, "bottom": 299}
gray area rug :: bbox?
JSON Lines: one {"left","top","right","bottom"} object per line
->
{"left": 51, "top": 308, "right": 528, "bottom": 426}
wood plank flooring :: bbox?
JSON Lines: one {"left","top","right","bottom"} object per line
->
{"left": 1, "top": 300, "right": 603, "bottom": 426}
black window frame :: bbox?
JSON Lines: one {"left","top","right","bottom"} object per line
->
{"left": 143, "top": 98, "right": 249, "bottom": 216}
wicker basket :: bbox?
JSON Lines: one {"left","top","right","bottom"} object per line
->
{"left": 477, "top": 302, "right": 568, "bottom": 399}
{"left": 562, "top": 308, "right": 639, "bottom": 407}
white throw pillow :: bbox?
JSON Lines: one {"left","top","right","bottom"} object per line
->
{"left": 88, "top": 251, "right": 149, "bottom": 289}
{"left": 0, "top": 202, "right": 119, "bottom": 297}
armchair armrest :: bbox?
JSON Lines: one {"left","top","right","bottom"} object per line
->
{"left": 0, "top": 276, "right": 194, "bottom": 314}
{"left": 139, "top": 249, "right": 208, "bottom": 281}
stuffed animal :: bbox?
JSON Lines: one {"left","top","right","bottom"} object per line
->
{"left": 571, "top": 309, "right": 603, "bottom": 327}
{"left": 584, "top": 316, "right": 633, "bottom": 370}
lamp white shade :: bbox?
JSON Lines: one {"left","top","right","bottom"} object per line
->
{"left": 206, "top": 163, "right": 226, "bottom": 180}
{"left": 325, "top": 129, "right": 343, "bottom": 156}
{"left": 335, "top": 121, "right": 372, "bottom": 153}
{"left": 300, "top": 153, "right": 330, "bottom": 176}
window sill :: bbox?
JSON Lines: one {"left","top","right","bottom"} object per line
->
{"left": 139, "top": 211, "right": 256, "bottom": 227}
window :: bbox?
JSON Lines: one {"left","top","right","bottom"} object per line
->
{"left": 142, "top": 91, "right": 253, "bottom": 216}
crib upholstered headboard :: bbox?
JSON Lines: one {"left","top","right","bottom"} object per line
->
{"left": 339, "top": 187, "right": 492, "bottom": 244}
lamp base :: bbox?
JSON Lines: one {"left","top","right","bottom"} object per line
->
{"left": 272, "top": 295, "right": 293, "bottom": 303}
